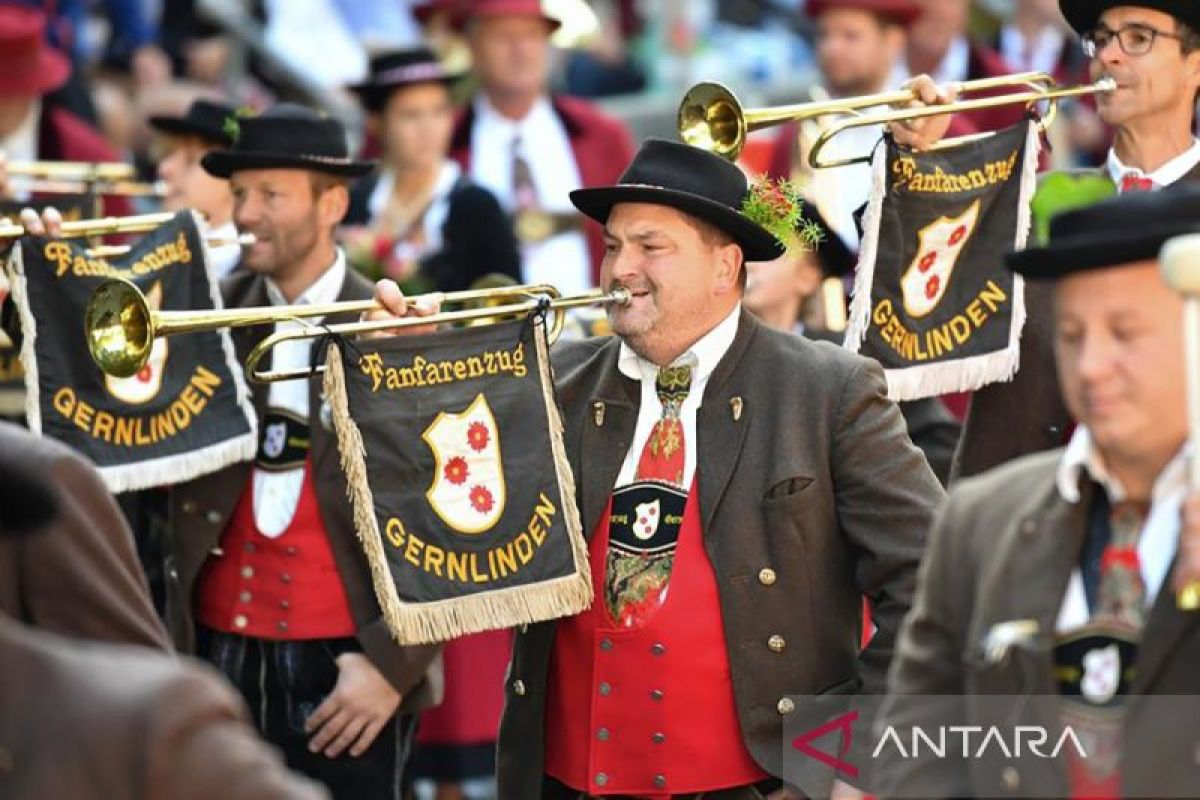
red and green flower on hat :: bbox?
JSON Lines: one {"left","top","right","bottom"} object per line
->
{"left": 741, "top": 177, "right": 825, "bottom": 255}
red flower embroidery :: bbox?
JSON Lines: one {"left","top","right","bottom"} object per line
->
{"left": 469, "top": 485, "right": 494, "bottom": 514}
{"left": 925, "top": 274, "right": 941, "bottom": 299}
{"left": 444, "top": 456, "right": 468, "bottom": 485}
{"left": 949, "top": 224, "right": 967, "bottom": 246}
{"left": 466, "top": 421, "right": 490, "bottom": 452}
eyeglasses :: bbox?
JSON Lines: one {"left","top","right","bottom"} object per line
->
{"left": 1082, "top": 22, "right": 1184, "bottom": 57}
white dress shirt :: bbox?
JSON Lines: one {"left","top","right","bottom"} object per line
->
{"left": 613, "top": 305, "right": 741, "bottom": 490}
{"left": 998, "top": 24, "right": 1066, "bottom": 76}
{"left": 1106, "top": 139, "right": 1200, "bottom": 192}
{"left": 468, "top": 95, "right": 592, "bottom": 293}
{"left": 204, "top": 219, "right": 243, "bottom": 280}
{"left": 1054, "top": 426, "right": 1188, "bottom": 630}
{"left": 366, "top": 160, "right": 460, "bottom": 259}
{"left": 253, "top": 251, "right": 346, "bottom": 537}
{"left": 1, "top": 100, "right": 41, "bottom": 202}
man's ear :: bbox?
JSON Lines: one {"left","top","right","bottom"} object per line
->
{"left": 713, "top": 241, "right": 743, "bottom": 294}
{"left": 318, "top": 184, "right": 350, "bottom": 228}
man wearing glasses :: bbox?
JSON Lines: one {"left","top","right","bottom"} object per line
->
{"left": 953, "top": 0, "right": 1200, "bottom": 480}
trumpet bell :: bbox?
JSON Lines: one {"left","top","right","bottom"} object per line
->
{"left": 678, "top": 81, "right": 746, "bottom": 161}
{"left": 85, "top": 277, "right": 153, "bottom": 379}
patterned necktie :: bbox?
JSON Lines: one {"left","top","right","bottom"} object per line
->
{"left": 1120, "top": 174, "right": 1156, "bottom": 193}
{"left": 634, "top": 357, "right": 695, "bottom": 487}
{"left": 1097, "top": 500, "right": 1149, "bottom": 629}
{"left": 511, "top": 135, "right": 539, "bottom": 212}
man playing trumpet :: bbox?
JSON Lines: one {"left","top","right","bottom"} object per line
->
{"left": 367, "top": 138, "right": 946, "bottom": 800}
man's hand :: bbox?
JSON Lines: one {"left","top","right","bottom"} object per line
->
{"left": 360, "top": 278, "right": 442, "bottom": 339}
{"left": 889, "top": 74, "right": 958, "bottom": 152}
{"left": 17, "top": 206, "right": 64, "bottom": 238}
{"left": 305, "top": 652, "right": 401, "bottom": 758}
{"left": 1172, "top": 492, "right": 1200, "bottom": 605}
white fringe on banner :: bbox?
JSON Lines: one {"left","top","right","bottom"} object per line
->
{"left": 10, "top": 215, "right": 258, "bottom": 494}
{"left": 324, "top": 330, "right": 592, "bottom": 646}
{"left": 844, "top": 122, "right": 1038, "bottom": 401}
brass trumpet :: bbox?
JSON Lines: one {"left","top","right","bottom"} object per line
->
{"left": 85, "top": 277, "right": 629, "bottom": 383}
{"left": 0, "top": 211, "right": 179, "bottom": 240}
{"left": 5, "top": 160, "right": 166, "bottom": 197}
{"left": 678, "top": 71, "right": 1116, "bottom": 166}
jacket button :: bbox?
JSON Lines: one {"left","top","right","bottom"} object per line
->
{"left": 652, "top": 732, "right": 666, "bottom": 744}
{"left": 1001, "top": 766, "right": 1020, "bottom": 792}
{"left": 599, "top": 682, "right": 612, "bottom": 697}
{"left": 205, "top": 510, "right": 222, "bottom": 525}
{"left": 241, "top": 566, "right": 254, "bottom": 579}
{"left": 777, "top": 697, "right": 795, "bottom": 714}
{"left": 758, "top": 568, "right": 777, "bottom": 586}
{"left": 512, "top": 679, "right": 526, "bottom": 696}
{"left": 233, "top": 614, "right": 248, "bottom": 630}
{"left": 209, "top": 546, "right": 225, "bottom": 557}
{"left": 597, "top": 727, "right": 610, "bottom": 742}
{"left": 181, "top": 500, "right": 197, "bottom": 514}
{"left": 650, "top": 642, "right": 666, "bottom": 656}
{"left": 653, "top": 774, "right": 667, "bottom": 789}
{"left": 595, "top": 773, "right": 609, "bottom": 788}
{"left": 767, "top": 635, "right": 786, "bottom": 652}
{"left": 650, "top": 689, "right": 664, "bottom": 701}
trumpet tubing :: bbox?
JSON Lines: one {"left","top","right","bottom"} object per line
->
{"left": 0, "top": 211, "right": 178, "bottom": 240}
{"left": 6, "top": 160, "right": 139, "bottom": 182}
{"left": 84, "top": 277, "right": 630, "bottom": 383}
{"left": 677, "top": 72, "right": 1116, "bottom": 164}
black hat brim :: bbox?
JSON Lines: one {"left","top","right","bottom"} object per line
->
{"left": 148, "top": 115, "right": 233, "bottom": 147}
{"left": 202, "top": 150, "right": 375, "bottom": 179}
{"left": 1059, "top": 0, "right": 1200, "bottom": 34}
{"left": 570, "top": 185, "right": 785, "bottom": 262}
{"left": 1006, "top": 219, "right": 1200, "bottom": 279}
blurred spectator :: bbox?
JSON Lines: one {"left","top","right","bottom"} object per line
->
{"left": 148, "top": 98, "right": 240, "bottom": 277}
{"left": 768, "top": 0, "right": 919, "bottom": 250}
{"left": 0, "top": 4, "right": 132, "bottom": 217}
{"left": 343, "top": 47, "right": 520, "bottom": 292}
{"left": 900, "top": 0, "right": 1022, "bottom": 132}
{"left": 438, "top": 0, "right": 635, "bottom": 292}
{"left": 562, "top": 0, "right": 647, "bottom": 98}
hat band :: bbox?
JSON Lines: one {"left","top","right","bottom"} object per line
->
{"left": 373, "top": 63, "right": 450, "bottom": 85}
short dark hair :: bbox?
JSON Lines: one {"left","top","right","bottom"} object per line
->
{"left": 1179, "top": 19, "right": 1200, "bottom": 53}
{"left": 683, "top": 215, "right": 750, "bottom": 289}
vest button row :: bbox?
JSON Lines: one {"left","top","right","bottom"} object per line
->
{"left": 650, "top": 642, "right": 666, "bottom": 656}
{"left": 234, "top": 614, "right": 248, "bottom": 630}
{"left": 653, "top": 774, "right": 667, "bottom": 789}
{"left": 598, "top": 682, "right": 612, "bottom": 697}
{"left": 512, "top": 679, "right": 526, "bottom": 696}
{"left": 652, "top": 732, "right": 666, "bottom": 744}
{"left": 758, "top": 567, "right": 777, "bottom": 586}
{"left": 277, "top": 621, "right": 288, "bottom": 633}
{"left": 597, "top": 727, "right": 610, "bottom": 742}
{"left": 239, "top": 590, "right": 252, "bottom": 603}
{"left": 650, "top": 689, "right": 664, "bottom": 701}
{"left": 599, "top": 637, "right": 613, "bottom": 651}
{"left": 595, "top": 772, "right": 609, "bottom": 788}
{"left": 767, "top": 635, "right": 786, "bottom": 653}
{"left": 241, "top": 566, "right": 254, "bottom": 579}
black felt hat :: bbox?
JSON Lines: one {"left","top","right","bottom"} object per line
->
{"left": 570, "top": 139, "right": 786, "bottom": 262}
{"left": 1059, "top": 0, "right": 1200, "bottom": 35}
{"left": 1006, "top": 185, "right": 1200, "bottom": 279}
{"left": 201, "top": 103, "right": 374, "bottom": 179}
{"left": 148, "top": 99, "right": 237, "bottom": 147}
{"left": 349, "top": 47, "right": 465, "bottom": 112}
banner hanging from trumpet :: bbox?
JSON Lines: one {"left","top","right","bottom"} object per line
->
{"left": 323, "top": 315, "right": 590, "bottom": 644}
{"left": 6, "top": 210, "right": 257, "bottom": 492}
{"left": 845, "top": 120, "right": 1039, "bottom": 400}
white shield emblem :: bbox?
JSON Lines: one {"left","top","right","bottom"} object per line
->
{"left": 901, "top": 199, "right": 980, "bottom": 319}
{"left": 633, "top": 499, "right": 661, "bottom": 540}
{"left": 1081, "top": 643, "right": 1121, "bottom": 704}
{"left": 262, "top": 421, "right": 287, "bottom": 460}
{"left": 423, "top": 393, "right": 506, "bottom": 534}
{"left": 104, "top": 281, "right": 168, "bottom": 405}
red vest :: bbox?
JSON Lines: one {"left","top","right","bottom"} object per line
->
{"left": 196, "top": 461, "right": 356, "bottom": 640}
{"left": 544, "top": 484, "right": 769, "bottom": 796}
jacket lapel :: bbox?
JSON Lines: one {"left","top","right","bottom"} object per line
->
{"left": 577, "top": 345, "right": 638, "bottom": 539}
{"left": 1132, "top": 556, "right": 1200, "bottom": 696}
{"left": 696, "top": 312, "right": 756, "bottom": 537}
